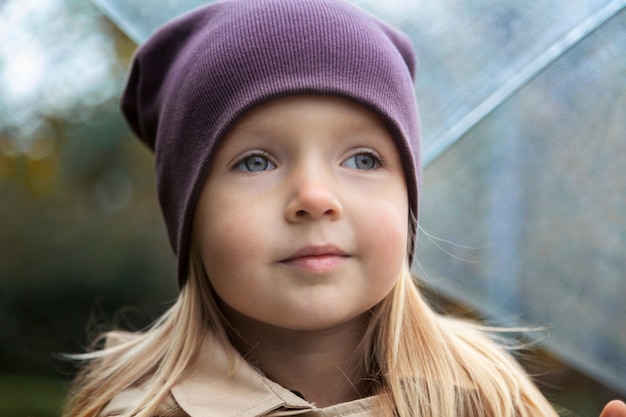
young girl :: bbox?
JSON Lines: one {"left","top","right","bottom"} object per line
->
{"left": 63, "top": 0, "right": 626, "bottom": 416}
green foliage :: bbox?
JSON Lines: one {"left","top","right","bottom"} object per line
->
{"left": 0, "top": 375, "right": 65, "bottom": 417}
{"left": 0, "top": 0, "right": 177, "bottom": 391}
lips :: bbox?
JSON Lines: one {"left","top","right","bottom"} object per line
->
{"left": 280, "top": 245, "right": 350, "bottom": 273}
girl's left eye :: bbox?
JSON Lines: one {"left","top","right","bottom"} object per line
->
{"left": 342, "top": 152, "right": 382, "bottom": 170}
{"left": 234, "top": 153, "right": 276, "bottom": 172}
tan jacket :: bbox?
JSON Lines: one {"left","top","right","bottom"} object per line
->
{"left": 101, "top": 332, "right": 380, "bottom": 417}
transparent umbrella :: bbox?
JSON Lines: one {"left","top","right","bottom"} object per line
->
{"left": 91, "top": 0, "right": 626, "bottom": 395}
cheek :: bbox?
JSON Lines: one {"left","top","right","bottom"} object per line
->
{"left": 378, "top": 188, "right": 409, "bottom": 256}
{"left": 375, "top": 208, "right": 408, "bottom": 265}
{"left": 359, "top": 196, "right": 409, "bottom": 281}
{"left": 194, "top": 196, "right": 260, "bottom": 293}
{"left": 202, "top": 218, "right": 254, "bottom": 268}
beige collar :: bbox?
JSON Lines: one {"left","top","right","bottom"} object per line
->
{"left": 172, "top": 333, "right": 379, "bottom": 417}
{"left": 101, "top": 331, "right": 379, "bottom": 417}
{"left": 171, "top": 332, "right": 309, "bottom": 416}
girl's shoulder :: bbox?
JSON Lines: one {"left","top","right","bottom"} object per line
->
{"left": 100, "top": 387, "right": 185, "bottom": 417}
{"left": 98, "top": 332, "right": 188, "bottom": 417}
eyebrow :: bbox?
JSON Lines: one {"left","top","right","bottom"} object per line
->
{"left": 235, "top": 117, "right": 282, "bottom": 135}
{"left": 236, "top": 114, "right": 385, "bottom": 136}
{"left": 344, "top": 115, "right": 385, "bottom": 132}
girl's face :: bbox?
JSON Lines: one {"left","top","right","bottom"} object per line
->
{"left": 194, "top": 95, "right": 409, "bottom": 332}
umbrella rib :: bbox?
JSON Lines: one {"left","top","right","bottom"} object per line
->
{"left": 91, "top": 0, "right": 145, "bottom": 45}
{"left": 423, "top": 0, "right": 626, "bottom": 167}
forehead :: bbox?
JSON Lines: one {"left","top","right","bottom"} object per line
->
{"left": 230, "top": 94, "right": 391, "bottom": 135}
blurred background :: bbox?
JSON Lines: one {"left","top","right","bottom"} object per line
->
{"left": 0, "top": 0, "right": 624, "bottom": 416}
{"left": 0, "top": 1, "right": 178, "bottom": 415}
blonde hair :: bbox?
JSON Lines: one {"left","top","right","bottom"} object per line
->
{"left": 364, "top": 267, "right": 557, "bottom": 417}
{"left": 64, "top": 244, "right": 558, "bottom": 417}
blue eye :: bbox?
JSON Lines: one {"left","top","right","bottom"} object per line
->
{"left": 343, "top": 152, "right": 381, "bottom": 170}
{"left": 235, "top": 153, "right": 275, "bottom": 172}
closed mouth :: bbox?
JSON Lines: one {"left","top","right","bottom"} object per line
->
{"left": 280, "top": 245, "right": 350, "bottom": 272}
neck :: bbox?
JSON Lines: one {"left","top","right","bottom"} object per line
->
{"left": 223, "top": 307, "right": 372, "bottom": 407}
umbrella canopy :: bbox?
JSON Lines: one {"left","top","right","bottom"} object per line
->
{"left": 91, "top": 0, "right": 626, "bottom": 395}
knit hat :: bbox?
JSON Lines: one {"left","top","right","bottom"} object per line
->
{"left": 121, "top": 0, "right": 421, "bottom": 286}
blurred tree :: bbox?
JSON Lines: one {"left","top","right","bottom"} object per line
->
{"left": 0, "top": 0, "right": 177, "bottom": 414}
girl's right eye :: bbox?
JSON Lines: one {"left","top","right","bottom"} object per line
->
{"left": 234, "top": 153, "right": 276, "bottom": 172}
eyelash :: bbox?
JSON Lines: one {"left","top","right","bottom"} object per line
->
{"left": 343, "top": 149, "right": 385, "bottom": 170}
{"left": 232, "top": 148, "right": 385, "bottom": 172}
{"left": 233, "top": 151, "right": 275, "bottom": 173}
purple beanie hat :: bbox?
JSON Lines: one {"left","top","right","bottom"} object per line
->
{"left": 121, "top": 0, "right": 421, "bottom": 286}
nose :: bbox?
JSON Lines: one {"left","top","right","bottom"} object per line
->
{"left": 284, "top": 176, "right": 343, "bottom": 223}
